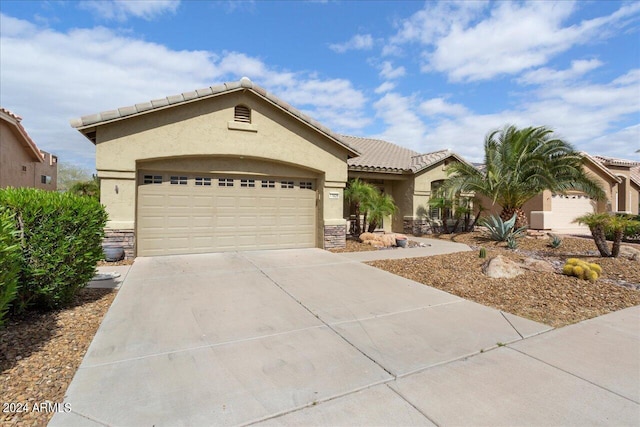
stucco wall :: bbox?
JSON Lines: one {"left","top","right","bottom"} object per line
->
{"left": 0, "top": 121, "right": 57, "bottom": 190}
{"left": 93, "top": 90, "right": 350, "bottom": 235}
{"left": 412, "top": 161, "right": 451, "bottom": 218}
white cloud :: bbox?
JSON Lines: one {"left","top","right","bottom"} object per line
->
{"left": 329, "top": 34, "right": 373, "bottom": 53}
{"left": 420, "top": 98, "right": 468, "bottom": 117}
{"left": 79, "top": 0, "right": 180, "bottom": 21}
{"left": 0, "top": 14, "right": 369, "bottom": 169}
{"left": 374, "top": 81, "right": 396, "bottom": 94}
{"left": 519, "top": 59, "right": 604, "bottom": 85}
{"left": 379, "top": 61, "right": 406, "bottom": 79}
{"left": 389, "top": 1, "right": 640, "bottom": 82}
{"left": 372, "top": 92, "right": 427, "bottom": 152}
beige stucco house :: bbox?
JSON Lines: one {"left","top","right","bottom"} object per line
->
{"left": 71, "top": 78, "right": 359, "bottom": 258}
{"left": 342, "top": 135, "right": 474, "bottom": 235}
{"left": 0, "top": 108, "right": 57, "bottom": 190}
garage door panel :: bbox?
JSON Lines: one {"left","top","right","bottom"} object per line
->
{"left": 137, "top": 172, "right": 317, "bottom": 256}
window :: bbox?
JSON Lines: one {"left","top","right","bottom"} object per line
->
{"left": 40, "top": 175, "right": 52, "bottom": 184}
{"left": 219, "top": 178, "right": 234, "bottom": 187}
{"left": 281, "top": 181, "right": 294, "bottom": 189}
{"left": 143, "top": 175, "right": 162, "bottom": 184}
{"left": 300, "top": 181, "right": 313, "bottom": 190}
{"left": 234, "top": 105, "right": 251, "bottom": 123}
{"left": 241, "top": 179, "right": 255, "bottom": 188}
{"left": 195, "top": 177, "right": 212, "bottom": 186}
{"left": 261, "top": 180, "right": 275, "bottom": 188}
{"left": 170, "top": 176, "right": 188, "bottom": 185}
{"left": 22, "top": 165, "right": 27, "bottom": 172}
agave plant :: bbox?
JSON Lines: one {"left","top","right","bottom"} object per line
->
{"left": 480, "top": 213, "right": 528, "bottom": 242}
{"left": 548, "top": 234, "right": 562, "bottom": 248}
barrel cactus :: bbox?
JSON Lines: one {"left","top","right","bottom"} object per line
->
{"left": 563, "top": 258, "right": 602, "bottom": 282}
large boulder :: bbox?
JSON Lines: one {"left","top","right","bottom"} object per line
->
{"left": 359, "top": 232, "right": 406, "bottom": 248}
{"left": 483, "top": 255, "right": 524, "bottom": 278}
{"left": 619, "top": 245, "right": 640, "bottom": 261}
{"left": 520, "top": 257, "right": 556, "bottom": 273}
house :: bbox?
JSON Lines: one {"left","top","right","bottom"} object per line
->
{"left": 343, "top": 135, "right": 473, "bottom": 235}
{"left": 70, "top": 78, "right": 359, "bottom": 258}
{"left": 0, "top": 108, "right": 57, "bottom": 190}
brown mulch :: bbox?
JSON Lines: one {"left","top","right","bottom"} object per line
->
{"left": 0, "top": 288, "right": 117, "bottom": 426}
{"left": 367, "top": 232, "right": 640, "bottom": 328}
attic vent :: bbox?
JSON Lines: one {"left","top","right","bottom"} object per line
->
{"left": 234, "top": 105, "right": 251, "bottom": 123}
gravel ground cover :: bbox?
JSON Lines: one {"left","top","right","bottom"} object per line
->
{"left": 366, "top": 232, "right": 640, "bottom": 328}
{"left": 0, "top": 288, "right": 117, "bottom": 426}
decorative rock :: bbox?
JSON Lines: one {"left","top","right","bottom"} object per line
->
{"left": 520, "top": 257, "right": 556, "bottom": 273}
{"left": 483, "top": 255, "right": 524, "bottom": 278}
{"left": 619, "top": 246, "right": 640, "bottom": 261}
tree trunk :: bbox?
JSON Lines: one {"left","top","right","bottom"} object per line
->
{"left": 353, "top": 203, "right": 361, "bottom": 236}
{"left": 500, "top": 207, "right": 528, "bottom": 229}
{"left": 590, "top": 224, "right": 612, "bottom": 257}
{"left": 611, "top": 229, "right": 624, "bottom": 257}
{"left": 367, "top": 220, "right": 378, "bottom": 233}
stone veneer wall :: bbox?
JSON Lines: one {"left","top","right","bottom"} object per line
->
{"left": 103, "top": 229, "right": 135, "bottom": 260}
{"left": 324, "top": 224, "right": 346, "bottom": 249}
{"left": 403, "top": 219, "right": 433, "bottom": 236}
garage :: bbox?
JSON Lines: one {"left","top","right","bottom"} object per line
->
{"left": 137, "top": 171, "right": 317, "bottom": 256}
{"left": 548, "top": 193, "right": 595, "bottom": 231}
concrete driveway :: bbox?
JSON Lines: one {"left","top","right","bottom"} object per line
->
{"left": 50, "top": 249, "right": 639, "bottom": 426}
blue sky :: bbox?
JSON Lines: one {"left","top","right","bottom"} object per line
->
{"left": 1, "top": 0, "right": 638, "bottom": 171}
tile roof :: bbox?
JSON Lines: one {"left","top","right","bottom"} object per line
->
{"left": 343, "top": 135, "right": 471, "bottom": 174}
{"left": 0, "top": 107, "right": 44, "bottom": 162}
{"left": 343, "top": 135, "right": 419, "bottom": 172}
{"left": 592, "top": 155, "right": 640, "bottom": 168}
{"left": 70, "top": 78, "right": 359, "bottom": 157}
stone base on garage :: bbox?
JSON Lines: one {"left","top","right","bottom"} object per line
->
{"left": 324, "top": 224, "right": 346, "bottom": 249}
{"left": 103, "top": 229, "right": 135, "bottom": 260}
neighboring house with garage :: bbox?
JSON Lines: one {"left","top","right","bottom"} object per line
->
{"left": 0, "top": 108, "right": 58, "bottom": 190}
{"left": 70, "top": 78, "right": 359, "bottom": 258}
{"left": 342, "top": 135, "right": 474, "bottom": 235}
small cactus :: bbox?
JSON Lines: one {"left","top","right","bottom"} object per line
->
{"left": 548, "top": 234, "right": 562, "bottom": 248}
{"left": 479, "top": 247, "right": 487, "bottom": 258}
{"left": 562, "top": 259, "right": 602, "bottom": 282}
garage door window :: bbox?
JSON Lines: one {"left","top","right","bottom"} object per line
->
{"left": 261, "top": 180, "right": 275, "bottom": 188}
{"left": 241, "top": 179, "right": 256, "bottom": 188}
{"left": 219, "top": 178, "right": 234, "bottom": 187}
{"left": 300, "top": 181, "right": 313, "bottom": 189}
{"left": 143, "top": 175, "right": 163, "bottom": 185}
{"left": 195, "top": 177, "right": 212, "bottom": 186}
{"left": 281, "top": 181, "right": 294, "bottom": 189}
{"left": 170, "top": 176, "right": 188, "bottom": 185}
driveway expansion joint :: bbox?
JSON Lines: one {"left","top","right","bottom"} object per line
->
{"left": 506, "top": 346, "right": 640, "bottom": 405}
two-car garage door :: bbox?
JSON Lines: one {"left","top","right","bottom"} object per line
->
{"left": 137, "top": 171, "right": 316, "bottom": 256}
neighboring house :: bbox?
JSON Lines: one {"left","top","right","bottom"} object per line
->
{"left": 342, "top": 135, "right": 473, "bottom": 235}
{"left": 484, "top": 152, "right": 639, "bottom": 233}
{"left": 70, "top": 78, "right": 359, "bottom": 258}
{"left": 0, "top": 108, "right": 57, "bottom": 190}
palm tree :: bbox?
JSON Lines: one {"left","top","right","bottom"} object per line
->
{"left": 575, "top": 213, "right": 640, "bottom": 257}
{"left": 444, "top": 125, "right": 605, "bottom": 228}
{"left": 365, "top": 192, "right": 397, "bottom": 232}
{"left": 344, "top": 178, "right": 376, "bottom": 236}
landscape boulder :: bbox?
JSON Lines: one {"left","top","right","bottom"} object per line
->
{"left": 520, "top": 257, "right": 556, "bottom": 273}
{"left": 619, "top": 245, "right": 640, "bottom": 261}
{"left": 483, "top": 255, "right": 524, "bottom": 278}
{"left": 359, "top": 232, "right": 408, "bottom": 248}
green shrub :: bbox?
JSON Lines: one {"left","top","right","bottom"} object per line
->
{"left": 0, "top": 208, "right": 21, "bottom": 327}
{"left": 0, "top": 188, "right": 107, "bottom": 312}
{"left": 480, "top": 213, "right": 527, "bottom": 242}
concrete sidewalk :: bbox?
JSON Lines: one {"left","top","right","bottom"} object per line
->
{"left": 50, "top": 249, "right": 639, "bottom": 426}
{"left": 337, "top": 236, "right": 471, "bottom": 262}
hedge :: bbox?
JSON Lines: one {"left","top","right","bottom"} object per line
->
{"left": 0, "top": 188, "right": 108, "bottom": 313}
{"left": 0, "top": 208, "right": 21, "bottom": 327}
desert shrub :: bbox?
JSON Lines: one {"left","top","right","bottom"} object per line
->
{"left": 480, "top": 213, "right": 527, "bottom": 242}
{"left": 0, "top": 208, "right": 21, "bottom": 327}
{"left": 0, "top": 188, "right": 107, "bottom": 312}
{"left": 548, "top": 234, "right": 562, "bottom": 248}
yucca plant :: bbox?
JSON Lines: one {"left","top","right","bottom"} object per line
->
{"left": 480, "top": 213, "right": 527, "bottom": 242}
